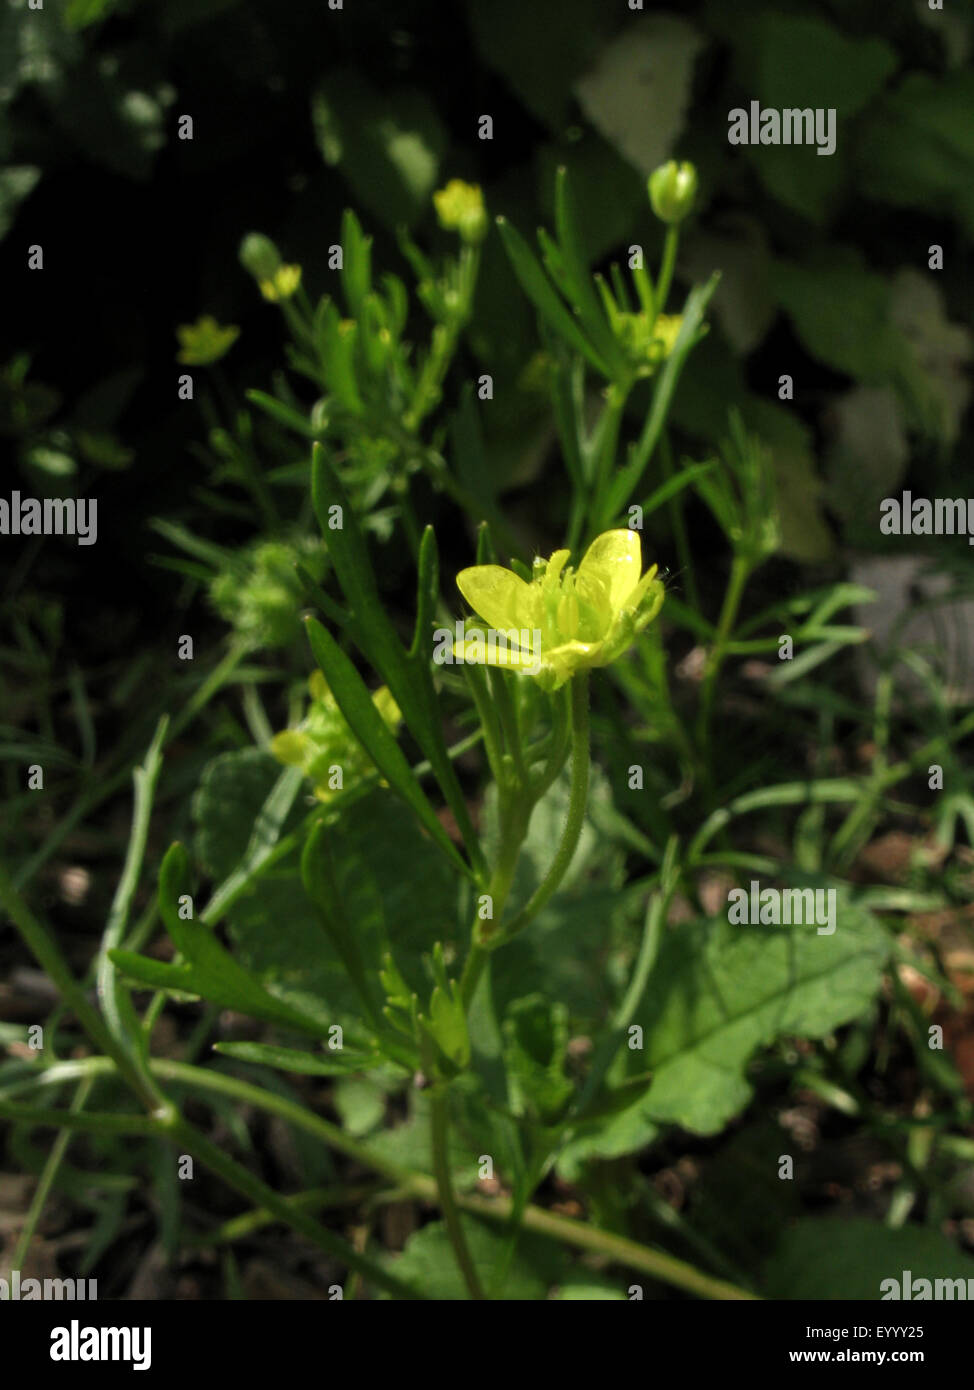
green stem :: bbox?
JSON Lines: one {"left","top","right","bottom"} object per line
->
{"left": 696, "top": 552, "right": 750, "bottom": 753}
{"left": 97, "top": 717, "right": 168, "bottom": 1085}
{"left": 0, "top": 864, "right": 158, "bottom": 1110}
{"left": 655, "top": 225, "right": 679, "bottom": 314}
{"left": 430, "top": 1086, "right": 486, "bottom": 1299}
{"left": 498, "top": 673, "right": 590, "bottom": 943}
{"left": 7, "top": 1056, "right": 759, "bottom": 1299}
{"left": 10, "top": 1075, "right": 95, "bottom": 1269}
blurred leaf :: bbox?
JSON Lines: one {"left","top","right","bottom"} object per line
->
{"left": 333, "top": 1075, "right": 386, "bottom": 1137}
{"left": 213, "top": 1041, "right": 372, "bottom": 1076}
{"left": 64, "top": 0, "right": 126, "bottom": 29}
{"left": 773, "top": 249, "right": 906, "bottom": 385}
{"left": 856, "top": 73, "right": 974, "bottom": 236}
{"left": 312, "top": 73, "right": 446, "bottom": 230}
{"left": 0, "top": 166, "right": 40, "bottom": 241}
{"left": 574, "top": 16, "right": 706, "bottom": 178}
{"left": 682, "top": 219, "right": 775, "bottom": 355}
{"left": 381, "top": 1216, "right": 566, "bottom": 1300}
{"left": 464, "top": 0, "right": 606, "bottom": 130}
{"left": 764, "top": 1218, "right": 974, "bottom": 1299}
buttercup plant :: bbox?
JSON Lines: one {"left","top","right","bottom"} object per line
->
{"left": 3, "top": 141, "right": 973, "bottom": 1314}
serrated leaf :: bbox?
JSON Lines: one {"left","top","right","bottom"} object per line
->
{"left": 627, "top": 887, "right": 890, "bottom": 1135}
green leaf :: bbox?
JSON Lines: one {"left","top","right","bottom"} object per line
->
{"left": 626, "top": 886, "right": 889, "bottom": 1135}
{"left": 496, "top": 216, "right": 609, "bottom": 376}
{"left": 305, "top": 617, "right": 467, "bottom": 876}
{"left": 223, "top": 792, "right": 457, "bottom": 1038}
{"left": 856, "top": 73, "right": 974, "bottom": 236}
{"left": 212, "top": 1042, "right": 372, "bottom": 1076}
{"left": 503, "top": 994, "right": 574, "bottom": 1124}
{"left": 311, "top": 447, "right": 482, "bottom": 877}
{"left": 763, "top": 1219, "right": 974, "bottom": 1300}
{"left": 464, "top": 0, "right": 606, "bottom": 130}
{"left": 154, "top": 843, "right": 325, "bottom": 1036}
{"left": 301, "top": 818, "right": 387, "bottom": 1028}
{"left": 573, "top": 15, "right": 706, "bottom": 177}
{"left": 380, "top": 1216, "right": 566, "bottom": 1300}
{"left": 602, "top": 272, "right": 720, "bottom": 521}
{"left": 0, "top": 166, "right": 40, "bottom": 242}
{"left": 772, "top": 249, "right": 908, "bottom": 386}
{"left": 311, "top": 73, "right": 446, "bottom": 230}
{"left": 332, "top": 1075, "right": 386, "bottom": 1137}
{"left": 551, "top": 166, "right": 621, "bottom": 372}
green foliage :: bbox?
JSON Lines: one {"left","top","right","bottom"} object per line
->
{"left": 3, "top": 0, "right": 973, "bottom": 1307}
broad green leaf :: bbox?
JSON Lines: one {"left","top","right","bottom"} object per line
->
{"left": 311, "top": 73, "right": 446, "bottom": 230}
{"left": 626, "top": 888, "right": 889, "bottom": 1135}
{"left": 379, "top": 1217, "right": 566, "bottom": 1301}
{"left": 573, "top": 16, "right": 706, "bottom": 177}
{"left": 301, "top": 818, "right": 387, "bottom": 1028}
{"left": 333, "top": 1075, "right": 386, "bottom": 1137}
{"left": 464, "top": 0, "right": 606, "bottom": 130}
{"left": 223, "top": 792, "right": 457, "bottom": 1036}
{"left": 763, "top": 1219, "right": 974, "bottom": 1300}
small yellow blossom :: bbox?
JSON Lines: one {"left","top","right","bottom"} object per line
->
{"left": 433, "top": 180, "right": 488, "bottom": 244}
{"left": 259, "top": 264, "right": 303, "bottom": 302}
{"left": 455, "top": 530, "right": 664, "bottom": 691}
{"left": 175, "top": 315, "right": 240, "bottom": 365}
{"left": 271, "top": 672, "right": 402, "bottom": 801}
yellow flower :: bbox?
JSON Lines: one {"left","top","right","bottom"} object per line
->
{"left": 433, "top": 180, "right": 488, "bottom": 244}
{"left": 650, "top": 313, "right": 683, "bottom": 358}
{"left": 455, "top": 530, "right": 664, "bottom": 691}
{"left": 176, "top": 315, "right": 240, "bottom": 365}
{"left": 259, "top": 264, "right": 302, "bottom": 302}
{"left": 271, "top": 673, "right": 402, "bottom": 801}
{"left": 612, "top": 310, "right": 683, "bottom": 376}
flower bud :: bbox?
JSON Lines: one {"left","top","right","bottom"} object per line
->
{"left": 239, "top": 232, "right": 282, "bottom": 282}
{"left": 648, "top": 160, "right": 698, "bottom": 224}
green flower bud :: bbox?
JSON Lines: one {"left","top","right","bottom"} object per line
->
{"left": 239, "top": 232, "right": 282, "bottom": 282}
{"left": 648, "top": 160, "right": 698, "bottom": 225}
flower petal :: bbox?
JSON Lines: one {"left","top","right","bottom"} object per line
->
{"left": 577, "top": 530, "right": 643, "bottom": 611}
{"left": 457, "top": 565, "right": 539, "bottom": 632}
{"left": 453, "top": 640, "right": 541, "bottom": 672}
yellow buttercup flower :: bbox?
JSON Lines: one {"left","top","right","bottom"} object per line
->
{"left": 176, "top": 315, "right": 240, "bottom": 365}
{"left": 260, "top": 264, "right": 302, "bottom": 302}
{"left": 455, "top": 530, "right": 664, "bottom": 691}
{"left": 433, "top": 180, "right": 488, "bottom": 244}
{"left": 271, "top": 672, "right": 401, "bottom": 801}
